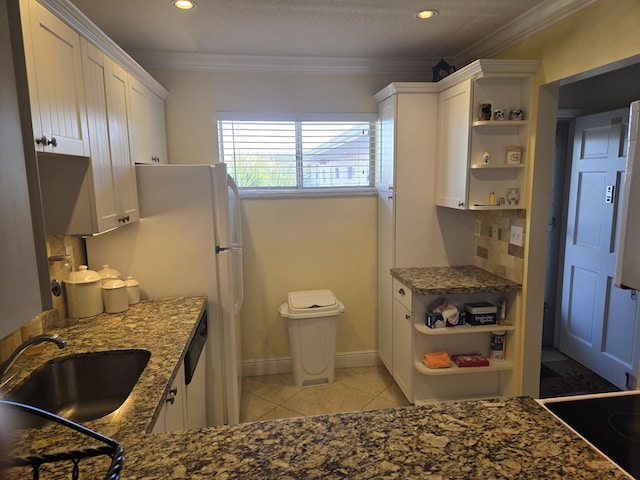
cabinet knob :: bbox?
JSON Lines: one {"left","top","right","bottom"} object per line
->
{"left": 457, "top": 201, "right": 464, "bottom": 208}
{"left": 398, "top": 288, "right": 405, "bottom": 296}
{"left": 152, "top": 156, "right": 160, "bottom": 163}
{"left": 387, "top": 195, "right": 393, "bottom": 200}
{"left": 166, "top": 387, "right": 178, "bottom": 405}
{"left": 35, "top": 135, "right": 57, "bottom": 147}
{"left": 405, "top": 314, "right": 411, "bottom": 320}
{"left": 118, "top": 215, "right": 131, "bottom": 224}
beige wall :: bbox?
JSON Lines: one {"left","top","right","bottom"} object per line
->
{"left": 150, "top": 68, "right": 429, "bottom": 363}
{"left": 491, "top": 0, "right": 640, "bottom": 395}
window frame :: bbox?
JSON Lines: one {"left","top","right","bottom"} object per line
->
{"left": 217, "top": 112, "right": 378, "bottom": 198}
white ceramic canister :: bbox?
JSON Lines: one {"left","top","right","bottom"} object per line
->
{"left": 102, "top": 279, "right": 129, "bottom": 313}
{"left": 97, "top": 264, "right": 121, "bottom": 285}
{"left": 64, "top": 265, "right": 104, "bottom": 318}
{"left": 124, "top": 276, "right": 140, "bottom": 305}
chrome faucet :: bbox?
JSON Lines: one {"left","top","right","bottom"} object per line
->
{"left": 0, "top": 334, "right": 67, "bottom": 387}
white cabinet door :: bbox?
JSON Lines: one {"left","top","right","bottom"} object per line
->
{"left": 79, "top": 40, "right": 137, "bottom": 233}
{"left": 392, "top": 298, "right": 413, "bottom": 402}
{"left": 148, "top": 89, "right": 169, "bottom": 164}
{"left": 154, "top": 362, "right": 187, "bottom": 433}
{"left": 20, "top": 0, "right": 89, "bottom": 156}
{"left": 128, "top": 76, "right": 168, "bottom": 164}
{"left": 436, "top": 80, "right": 471, "bottom": 209}
{"left": 81, "top": 40, "right": 119, "bottom": 232}
{"left": 105, "top": 60, "right": 138, "bottom": 224}
{"left": 376, "top": 95, "right": 395, "bottom": 373}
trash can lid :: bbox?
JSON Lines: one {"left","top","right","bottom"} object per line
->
{"left": 280, "top": 289, "right": 344, "bottom": 319}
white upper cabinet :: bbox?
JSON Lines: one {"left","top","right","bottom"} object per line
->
{"left": 81, "top": 39, "right": 138, "bottom": 232}
{"left": 128, "top": 76, "right": 169, "bottom": 164}
{"left": 20, "top": 0, "right": 89, "bottom": 156}
{"left": 15, "top": 0, "right": 168, "bottom": 234}
{"left": 435, "top": 60, "right": 538, "bottom": 210}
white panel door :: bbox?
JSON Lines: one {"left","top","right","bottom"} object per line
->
{"left": 559, "top": 108, "right": 640, "bottom": 390}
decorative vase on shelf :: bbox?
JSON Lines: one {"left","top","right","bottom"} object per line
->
{"left": 506, "top": 188, "right": 520, "bottom": 205}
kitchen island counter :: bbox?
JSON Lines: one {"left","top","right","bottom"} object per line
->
{"left": 124, "top": 396, "right": 627, "bottom": 479}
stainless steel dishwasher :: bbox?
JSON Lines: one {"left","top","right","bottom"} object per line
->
{"left": 184, "top": 309, "right": 208, "bottom": 428}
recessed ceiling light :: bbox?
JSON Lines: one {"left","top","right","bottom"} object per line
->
{"left": 416, "top": 9, "right": 438, "bottom": 19}
{"left": 173, "top": 0, "right": 197, "bottom": 10}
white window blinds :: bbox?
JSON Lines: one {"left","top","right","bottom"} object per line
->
{"left": 217, "top": 118, "right": 376, "bottom": 191}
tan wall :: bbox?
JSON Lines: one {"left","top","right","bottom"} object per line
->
{"left": 150, "top": 68, "right": 429, "bottom": 361}
{"left": 491, "top": 0, "right": 640, "bottom": 395}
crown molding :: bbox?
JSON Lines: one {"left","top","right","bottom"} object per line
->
{"left": 128, "top": 50, "right": 441, "bottom": 75}
{"left": 38, "top": 0, "right": 169, "bottom": 97}
{"left": 454, "top": 0, "right": 598, "bottom": 66}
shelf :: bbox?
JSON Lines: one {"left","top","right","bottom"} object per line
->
{"left": 470, "top": 163, "right": 524, "bottom": 169}
{"left": 469, "top": 204, "right": 525, "bottom": 211}
{"left": 414, "top": 323, "right": 515, "bottom": 336}
{"left": 473, "top": 120, "right": 527, "bottom": 127}
{"left": 414, "top": 359, "right": 514, "bottom": 376}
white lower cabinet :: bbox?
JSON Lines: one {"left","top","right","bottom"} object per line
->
{"left": 153, "top": 363, "right": 187, "bottom": 433}
{"left": 394, "top": 279, "right": 520, "bottom": 404}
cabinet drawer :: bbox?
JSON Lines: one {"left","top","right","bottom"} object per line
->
{"left": 392, "top": 278, "right": 412, "bottom": 310}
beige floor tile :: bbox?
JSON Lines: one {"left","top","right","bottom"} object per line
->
{"left": 281, "top": 381, "right": 375, "bottom": 416}
{"left": 361, "top": 395, "right": 407, "bottom": 411}
{"left": 257, "top": 405, "right": 304, "bottom": 421}
{"left": 239, "top": 392, "right": 279, "bottom": 423}
{"left": 242, "top": 373, "right": 301, "bottom": 404}
{"left": 377, "top": 382, "right": 411, "bottom": 405}
{"left": 334, "top": 365, "right": 393, "bottom": 396}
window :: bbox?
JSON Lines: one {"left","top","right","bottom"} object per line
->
{"left": 217, "top": 115, "right": 376, "bottom": 195}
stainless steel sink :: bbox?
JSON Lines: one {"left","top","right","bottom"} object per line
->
{"left": 6, "top": 349, "right": 150, "bottom": 427}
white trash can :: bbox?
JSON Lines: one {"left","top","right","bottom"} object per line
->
{"left": 279, "top": 289, "right": 345, "bottom": 387}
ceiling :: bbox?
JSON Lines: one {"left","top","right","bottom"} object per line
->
{"left": 68, "top": 0, "right": 596, "bottom": 73}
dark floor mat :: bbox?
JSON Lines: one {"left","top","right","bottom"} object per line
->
{"left": 539, "top": 359, "right": 621, "bottom": 398}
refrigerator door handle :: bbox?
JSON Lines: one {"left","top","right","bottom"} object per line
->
{"left": 228, "top": 174, "right": 243, "bottom": 248}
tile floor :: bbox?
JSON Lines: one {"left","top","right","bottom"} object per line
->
{"left": 240, "top": 365, "right": 411, "bottom": 423}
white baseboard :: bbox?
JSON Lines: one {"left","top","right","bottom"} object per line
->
{"left": 241, "top": 350, "right": 381, "bottom": 377}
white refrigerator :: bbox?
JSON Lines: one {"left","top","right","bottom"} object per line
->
{"left": 615, "top": 100, "right": 640, "bottom": 291}
{"left": 86, "top": 163, "right": 243, "bottom": 426}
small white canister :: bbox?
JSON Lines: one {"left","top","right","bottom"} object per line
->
{"left": 102, "top": 279, "right": 129, "bottom": 313}
{"left": 124, "top": 276, "right": 140, "bottom": 305}
{"left": 97, "top": 264, "right": 121, "bottom": 285}
{"left": 64, "top": 265, "right": 104, "bottom": 319}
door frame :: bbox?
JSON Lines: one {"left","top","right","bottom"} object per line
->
{"left": 521, "top": 54, "right": 640, "bottom": 397}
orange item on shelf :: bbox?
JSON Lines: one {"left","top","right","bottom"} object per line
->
{"left": 423, "top": 351, "right": 452, "bottom": 369}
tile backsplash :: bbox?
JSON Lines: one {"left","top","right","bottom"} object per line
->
{"left": 474, "top": 209, "right": 525, "bottom": 284}
{"left": 0, "top": 235, "right": 86, "bottom": 363}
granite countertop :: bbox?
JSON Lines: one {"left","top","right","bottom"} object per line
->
{"left": 115, "top": 397, "right": 628, "bottom": 479}
{"left": 391, "top": 265, "right": 522, "bottom": 295}
{"left": 2, "top": 295, "right": 206, "bottom": 479}
{"left": 2, "top": 297, "right": 629, "bottom": 479}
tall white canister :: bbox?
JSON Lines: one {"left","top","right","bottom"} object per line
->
{"left": 64, "top": 265, "right": 103, "bottom": 318}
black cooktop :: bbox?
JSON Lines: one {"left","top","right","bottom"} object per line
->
{"left": 545, "top": 393, "right": 640, "bottom": 478}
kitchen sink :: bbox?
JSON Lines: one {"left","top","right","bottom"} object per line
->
{"left": 6, "top": 349, "right": 150, "bottom": 428}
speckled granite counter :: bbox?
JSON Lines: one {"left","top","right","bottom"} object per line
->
{"left": 111, "top": 398, "right": 628, "bottom": 479}
{"left": 391, "top": 266, "right": 521, "bottom": 295}
{"left": 2, "top": 296, "right": 206, "bottom": 479}
{"left": 2, "top": 297, "right": 629, "bottom": 479}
